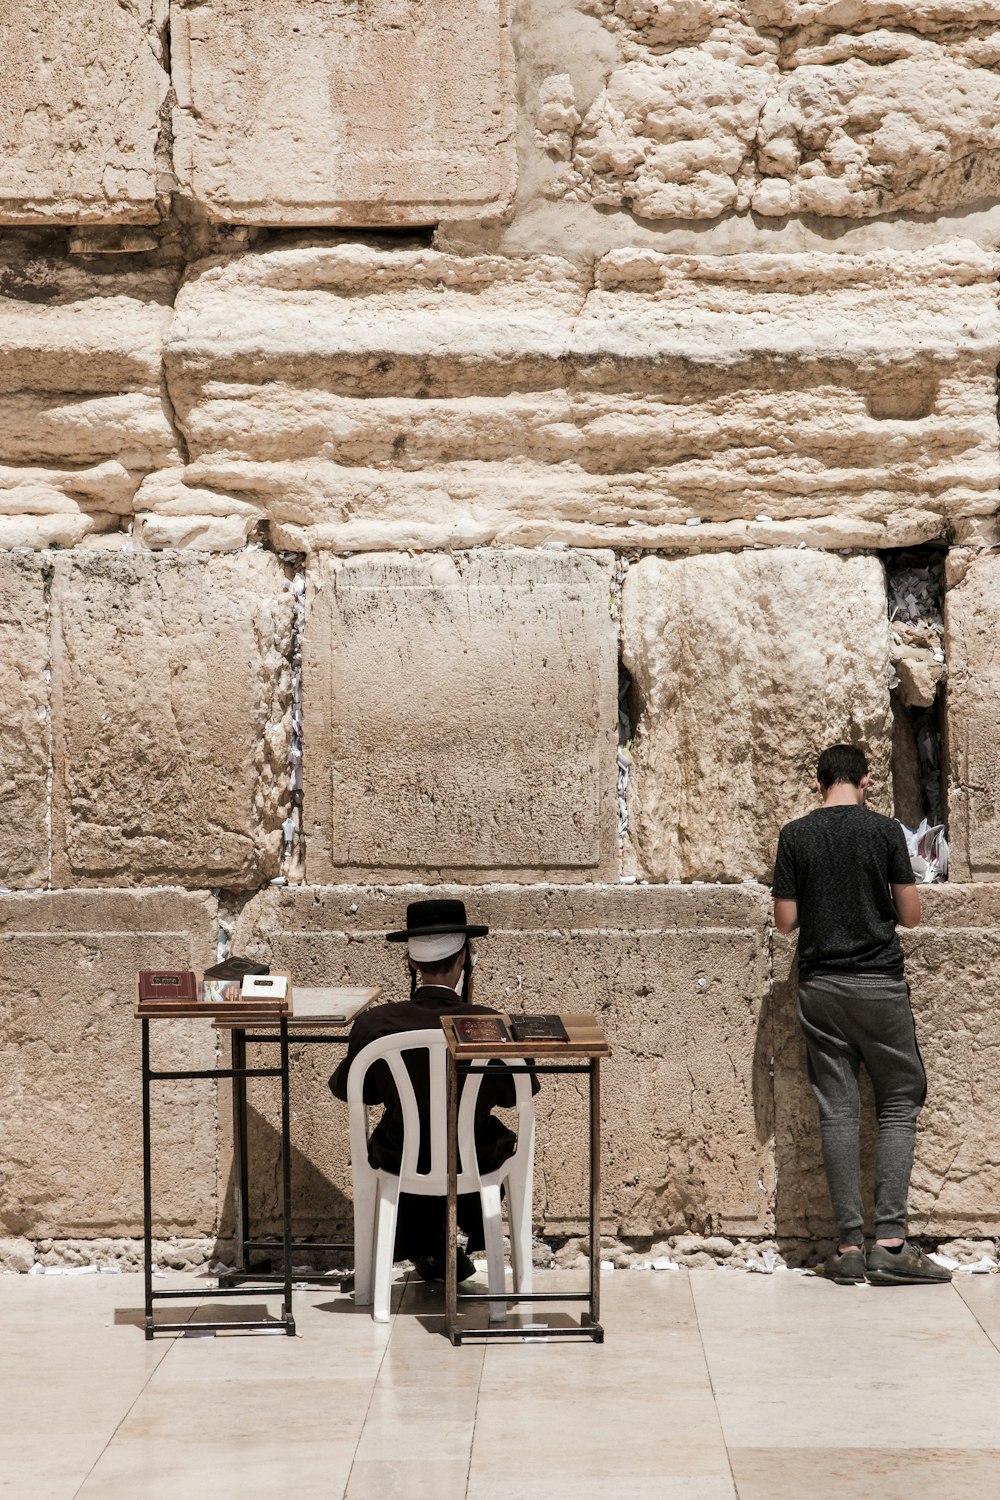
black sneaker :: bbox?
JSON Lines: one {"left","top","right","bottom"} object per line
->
{"left": 413, "top": 1250, "right": 477, "bottom": 1283}
{"left": 866, "top": 1242, "right": 952, "bottom": 1285}
{"left": 824, "top": 1247, "right": 866, "bottom": 1285}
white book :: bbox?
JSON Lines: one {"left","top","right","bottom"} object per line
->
{"left": 240, "top": 973, "right": 288, "bottom": 1001}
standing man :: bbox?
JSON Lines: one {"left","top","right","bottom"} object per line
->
{"left": 772, "top": 744, "right": 950, "bottom": 1286}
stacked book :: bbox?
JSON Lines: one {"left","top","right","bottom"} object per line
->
{"left": 136, "top": 959, "right": 291, "bottom": 1018}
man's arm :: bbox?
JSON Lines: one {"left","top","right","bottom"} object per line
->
{"left": 773, "top": 898, "right": 799, "bottom": 934}
{"left": 771, "top": 826, "right": 799, "bottom": 934}
{"left": 892, "top": 883, "right": 921, "bottom": 929}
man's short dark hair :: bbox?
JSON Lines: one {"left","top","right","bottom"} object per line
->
{"left": 816, "top": 743, "right": 869, "bottom": 790}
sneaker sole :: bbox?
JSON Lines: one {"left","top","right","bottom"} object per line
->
{"left": 865, "top": 1269, "right": 952, "bottom": 1285}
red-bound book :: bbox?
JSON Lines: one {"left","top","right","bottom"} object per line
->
{"left": 452, "top": 1015, "right": 511, "bottom": 1045}
{"left": 138, "top": 970, "right": 198, "bottom": 1003}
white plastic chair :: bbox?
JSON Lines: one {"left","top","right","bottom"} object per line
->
{"left": 347, "top": 1028, "right": 535, "bottom": 1323}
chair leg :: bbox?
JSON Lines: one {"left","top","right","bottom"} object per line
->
{"left": 352, "top": 1173, "right": 378, "bottom": 1307}
{"left": 479, "top": 1183, "right": 506, "bottom": 1324}
{"left": 373, "top": 1178, "right": 401, "bottom": 1324}
{"left": 506, "top": 1171, "right": 533, "bottom": 1298}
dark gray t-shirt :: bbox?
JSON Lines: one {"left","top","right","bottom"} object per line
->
{"left": 772, "top": 805, "right": 915, "bottom": 978}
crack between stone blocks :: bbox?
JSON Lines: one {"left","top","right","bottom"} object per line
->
{"left": 278, "top": 552, "right": 306, "bottom": 883}
{"left": 41, "top": 558, "right": 54, "bottom": 889}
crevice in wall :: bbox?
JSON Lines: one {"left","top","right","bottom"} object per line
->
{"left": 884, "top": 544, "right": 947, "bottom": 856}
{"left": 279, "top": 550, "right": 306, "bottom": 885}
{"left": 610, "top": 557, "right": 635, "bottom": 878}
{"left": 39, "top": 556, "right": 55, "bottom": 890}
{"left": 251, "top": 224, "right": 437, "bottom": 252}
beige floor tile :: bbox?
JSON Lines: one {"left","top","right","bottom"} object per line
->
{"left": 691, "top": 1270, "right": 1000, "bottom": 1451}
{"left": 954, "top": 1275, "right": 1000, "bottom": 1353}
{"left": 353, "top": 1385, "right": 480, "bottom": 1462}
{"left": 468, "top": 1271, "right": 735, "bottom": 1500}
{"left": 76, "top": 1439, "right": 359, "bottom": 1500}
{"left": 345, "top": 1457, "right": 471, "bottom": 1499}
{"left": 0, "top": 1274, "right": 172, "bottom": 1500}
{"left": 729, "top": 1446, "right": 1000, "bottom": 1499}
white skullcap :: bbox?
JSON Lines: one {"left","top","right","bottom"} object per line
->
{"left": 408, "top": 931, "right": 467, "bottom": 964}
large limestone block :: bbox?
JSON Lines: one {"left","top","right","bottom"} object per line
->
{"left": 50, "top": 552, "right": 293, "bottom": 888}
{"left": 171, "top": 0, "right": 515, "bottom": 225}
{"left": 163, "top": 242, "right": 1000, "bottom": 552}
{"left": 0, "top": 5, "right": 168, "bottom": 224}
{"left": 231, "top": 883, "right": 773, "bottom": 1239}
{"left": 773, "top": 886, "right": 1000, "bottom": 1240}
{"left": 622, "top": 551, "right": 892, "bottom": 883}
{"left": 945, "top": 552, "right": 1000, "bottom": 881}
{"left": 0, "top": 262, "right": 178, "bottom": 544}
{"left": 303, "top": 550, "right": 617, "bottom": 882}
{"left": 537, "top": 3, "right": 1000, "bottom": 222}
{"left": 0, "top": 555, "right": 48, "bottom": 887}
{"left": 0, "top": 890, "right": 217, "bottom": 1239}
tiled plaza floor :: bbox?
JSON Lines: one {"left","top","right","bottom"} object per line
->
{"left": 3, "top": 1267, "right": 1000, "bottom": 1499}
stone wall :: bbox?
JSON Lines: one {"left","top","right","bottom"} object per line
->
{"left": 1, "top": 0, "right": 999, "bottom": 1261}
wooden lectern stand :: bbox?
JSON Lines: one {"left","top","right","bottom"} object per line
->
{"left": 440, "top": 1012, "right": 611, "bottom": 1345}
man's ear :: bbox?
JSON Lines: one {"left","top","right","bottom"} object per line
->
{"left": 860, "top": 774, "right": 870, "bottom": 790}
{"left": 814, "top": 778, "right": 824, "bottom": 797}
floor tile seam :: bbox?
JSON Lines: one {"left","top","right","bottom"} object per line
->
{"left": 952, "top": 1282, "right": 1000, "bottom": 1360}
{"left": 687, "top": 1271, "right": 742, "bottom": 1500}
{"left": 341, "top": 1272, "right": 412, "bottom": 1499}
{"left": 70, "top": 1298, "right": 198, "bottom": 1499}
{"left": 462, "top": 1310, "right": 490, "bottom": 1500}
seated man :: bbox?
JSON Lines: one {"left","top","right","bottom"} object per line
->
{"left": 329, "top": 898, "right": 536, "bottom": 1283}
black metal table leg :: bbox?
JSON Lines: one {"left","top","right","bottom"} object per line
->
{"left": 279, "top": 1016, "right": 295, "bottom": 1334}
{"left": 142, "top": 1018, "right": 154, "bottom": 1341}
{"left": 587, "top": 1057, "right": 604, "bottom": 1341}
{"left": 230, "top": 1026, "right": 250, "bottom": 1273}
{"left": 446, "top": 1047, "right": 460, "bottom": 1344}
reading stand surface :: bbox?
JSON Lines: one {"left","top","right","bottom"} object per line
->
{"left": 441, "top": 1011, "right": 610, "bottom": 1060}
{"left": 441, "top": 1011, "right": 610, "bottom": 1347}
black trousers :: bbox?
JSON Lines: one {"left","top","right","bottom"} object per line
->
{"left": 393, "top": 1192, "right": 487, "bottom": 1261}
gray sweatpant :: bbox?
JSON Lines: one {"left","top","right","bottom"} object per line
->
{"left": 797, "top": 972, "right": 926, "bottom": 1245}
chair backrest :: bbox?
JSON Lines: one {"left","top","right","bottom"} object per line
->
{"left": 346, "top": 1028, "right": 533, "bottom": 1195}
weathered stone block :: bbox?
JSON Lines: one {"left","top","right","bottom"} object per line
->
{"left": 171, "top": 0, "right": 515, "bottom": 225}
{"left": 0, "top": 890, "right": 217, "bottom": 1239}
{"left": 163, "top": 242, "right": 1000, "bottom": 553}
{"left": 773, "top": 886, "right": 1000, "bottom": 1240}
{"left": 50, "top": 552, "right": 292, "bottom": 888}
{"left": 944, "top": 552, "right": 1000, "bottom": 881}
{"left": 303, "top": 551, "right": 618, "bottom": 882}
{"left": 622, "top": 550, "right": 892, "bottom": 883}
{"left": 0, "top": 263, "right": 178, "bottom": 546}
{"left": 0, "top": 555, "right": 49, "bottom": 888}
{"left": 537, "top": 4, "right": 1000, "bottom": 222}
{"left": 0, "top": 5, "right": 167, "bottom": 223}
{"left": 231, "top": 883, "right": 773, "bottom": 1239}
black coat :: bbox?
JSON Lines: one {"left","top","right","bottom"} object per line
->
{"left": 329, "top": 985, "right": 537, "bottom": 1174}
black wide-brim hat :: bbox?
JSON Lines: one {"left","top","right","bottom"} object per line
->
{"left": 386, "top": 898, "right": 488, "bottom": 942}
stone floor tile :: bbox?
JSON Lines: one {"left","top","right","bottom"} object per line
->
{"left": 76, "top": 1439, "right": 359, "bottom": 1500}
{"left": 345, "top": 1458, "right": 471, "bottom": 1500}
{"left": 691, "top": 1272, "right": 1000, "bottom": 1451}
{"left": 954, "top": 1275, "right": 1000, "bottom": 1355}
{"left": 729, "top": 1447, "right": 1000, "bottom": 1499}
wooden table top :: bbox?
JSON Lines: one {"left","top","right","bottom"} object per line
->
{"left": 441, "top": 1011, "right": 610, "bottom": 1060}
